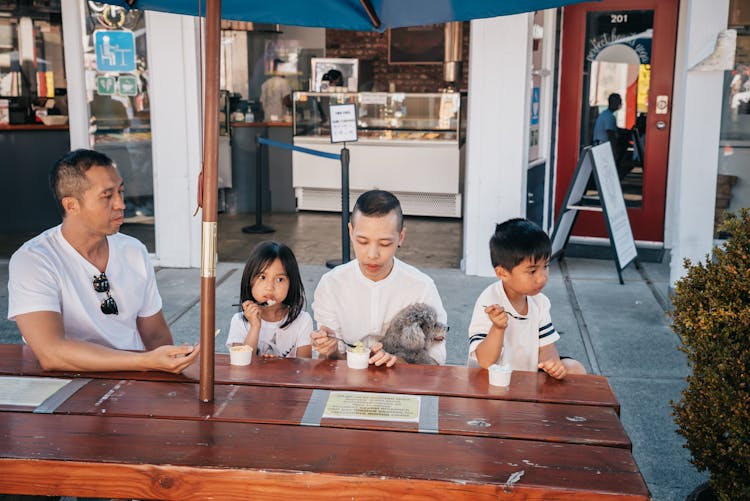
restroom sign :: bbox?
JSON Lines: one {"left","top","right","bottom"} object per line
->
{"left": 94, "top": 30, "right": 136, "bottom": 73}
{"left": 96, "top": 75, "right": 116, "bottom": 96}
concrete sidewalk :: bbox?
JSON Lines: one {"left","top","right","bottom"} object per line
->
{"left": 0, "top": 256, "right": 705, "bottom": 500}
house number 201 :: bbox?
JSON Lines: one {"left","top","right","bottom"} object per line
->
{"left": 610, "top": 14, "right": 629, "bottom": 23}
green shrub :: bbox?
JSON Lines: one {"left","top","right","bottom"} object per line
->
{"left": 671, "top": 209, "right": 750, "bottom": 501}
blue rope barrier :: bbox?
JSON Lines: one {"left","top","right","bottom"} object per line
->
{"left": 258, "top": 136, "right": 341, "bottom": 160}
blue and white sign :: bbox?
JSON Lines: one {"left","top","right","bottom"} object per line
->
{"left": 94, "top": 30, "right": 136, "bottom": 73}
{"left": 530, "top": 87, "right": 540, "bottom": 126}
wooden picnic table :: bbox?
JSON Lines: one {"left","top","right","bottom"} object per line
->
{"left": 0, "top": 344, "right": 650, "bottom": 500}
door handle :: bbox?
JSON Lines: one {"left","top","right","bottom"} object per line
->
{"left": 656, "top": 121, "right": 667, "bottom": 130}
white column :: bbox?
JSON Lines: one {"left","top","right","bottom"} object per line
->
{"left": 463, "top": 14, "right": 533, "bottom": 277}
{"left": 60, "top": 0, "right": 89, "bottom": 149}
{"left": 666, "top": 0, "right": 729, "bottom": 285}
{"left": 146, "top": 12, "right": 203, "bottom": 268}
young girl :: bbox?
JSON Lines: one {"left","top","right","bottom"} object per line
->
{"left": 226, "top": 241, "right": 312, "bottom": 358}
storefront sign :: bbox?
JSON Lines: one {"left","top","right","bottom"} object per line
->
{"left": 96, "top": 75, "right": 116, "bottom": 96}
{"left": 530, "top": 87, "right": 540, "bottom": 126}
{"left": 94, "top": 30, "right": 136, "bottom": 73}
{"left": 117, "top": 75, "right": 138, "bottom": 96}
{"left": 329, "top": 103, "right": 358, "bottom": 143}
{"left": 322, "top": 391, "right": 421, "bottom": 422}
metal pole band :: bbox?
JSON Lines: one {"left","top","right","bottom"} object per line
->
{"left": 201, "top": 221, "right": 217, "bottom": 278}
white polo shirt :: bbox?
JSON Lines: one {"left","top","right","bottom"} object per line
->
{"left": 467, "top": 281, "right": 560, "bottom": 371}
{"left": 8, "top": 225, "right": 162, "bottom": 351}
{"left": 313, "top": 258, "right": 447, "bottom": 364}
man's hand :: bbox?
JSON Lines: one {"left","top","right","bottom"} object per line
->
{"left": 145, "top": 344, "right": 200, "bottom": 374}
{"left": 311, "top": 326, "right": 341, "bottom": 358}
{"left": 484, "top": 304, "right": 509, "bottom": 331}
{"left": 538, "top": 358, "right": 567, "bottom": 380}
{"left": 368, "top": 342, "right": 397, "bottom": 367}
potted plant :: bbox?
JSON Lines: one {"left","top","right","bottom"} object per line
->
{"left": 671, "top": 209, "right": 750, "bottom": 501}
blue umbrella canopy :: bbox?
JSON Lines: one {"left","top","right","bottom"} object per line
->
{"left": 112, "top": 0, "right": 591, "bottom": 30}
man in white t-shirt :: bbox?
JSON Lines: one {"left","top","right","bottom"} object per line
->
{"left": 7, "top": 149, "right": 199, "bottom": 373}
{"left": 311, "top": 190, "right": 447, "bottom": 367}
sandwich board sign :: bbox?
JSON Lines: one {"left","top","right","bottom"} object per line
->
{"left": 550, "top": 143, "right": 638, "bottom": 284}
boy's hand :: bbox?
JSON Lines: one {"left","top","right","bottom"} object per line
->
{"left": 538, "top": 359, "right": 567, "bottom": 380}
{"left": 311, "top": 326, "right": 341, "bottom": 358}
{"left": 369, "top": 342, "right": 397, "bottom": 367}
{"left": 241, "top": 300, "right": 262, "bottom": 330}
{"left": 484, "top": 304, "right": 509, "bottom": 331}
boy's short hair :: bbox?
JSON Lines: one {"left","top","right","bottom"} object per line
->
{"left": 352, "top": 190, "right": 404, "bottom": 231}
{"left": 50, "top": 149, "right": 116, "bottom": 216}
{"left": 490, "top": 218, "right": 551, "bottom": 270}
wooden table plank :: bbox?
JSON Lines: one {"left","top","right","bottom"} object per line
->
{"left": 52, "top": 379, "right": 631, "bottom": 448}
{"left": 0, "top": 345, "right": 621, "bottom": 412}
{"left": 0, "top": 413, "right": 650, "bottom": 500}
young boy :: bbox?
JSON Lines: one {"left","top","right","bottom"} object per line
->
{"left": 311, "top": 190, "right": 447, "bottom": 367}
{"left": 467, "top": 218, "right": 585, "bottom": 379}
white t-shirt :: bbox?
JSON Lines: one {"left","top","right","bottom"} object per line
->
{"left": 226, "top": 310, "right": 313, "bottom": 358}
{"left": 260, "top": 76, "right": 292, "bottom": 120}
{"left": 313, "top": 258, "right": 447, "bottom": 364}
{"left": 467, "top": 281, "right": 560, "bottom": 371}
{"left": 7, "top": 225, "right": 162, "bottom": 351}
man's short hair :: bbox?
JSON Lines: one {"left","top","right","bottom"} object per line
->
{"left": 352, "top": 190, "right": 404, "bottom": 231}
{"left": 489, "top": 218, "right": 551, "bottom": 270}
{"left": 50, "top": 149, "right": 115, "bottom": 216}
{"left": 608, "top": 93, "right": 622, "bottom": 109}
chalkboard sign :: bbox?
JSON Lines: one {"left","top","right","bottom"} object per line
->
{"left": 551, "top": 143, "right": 637, "bottom": 283}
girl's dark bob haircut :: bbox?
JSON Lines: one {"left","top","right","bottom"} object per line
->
{"left": 239, "top": 241, "right": 305, "bottom": 328}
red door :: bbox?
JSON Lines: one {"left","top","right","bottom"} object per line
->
{"left": 556, "top": 0, "right": 678, "bottom": 242}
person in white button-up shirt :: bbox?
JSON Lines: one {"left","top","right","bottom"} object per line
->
{"left": 312, "top": 190, "right": 447, "bottom": 367}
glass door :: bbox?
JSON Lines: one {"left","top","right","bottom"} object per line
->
{"left": 556, "top": 0, "right": 678, "bottom": 242}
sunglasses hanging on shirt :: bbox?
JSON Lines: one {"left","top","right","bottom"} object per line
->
{"left": 93, "top": 272, "right": 119, "bottom": 315}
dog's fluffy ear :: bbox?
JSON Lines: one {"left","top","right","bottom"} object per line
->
{"left": 400, "top": 323, "right": 426, "bottom": 351}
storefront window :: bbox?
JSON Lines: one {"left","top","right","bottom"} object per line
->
{"left": 718, "top": 0, "right": 750, "bottom": 236}
{"left": 84, "top": 1, "right": 154, "bottom": 238}
{"left": 529, "top": 12, "right": 544, "bottom": 163}
{"left": 0, "top": 0, "right": 66, "bottom": 124}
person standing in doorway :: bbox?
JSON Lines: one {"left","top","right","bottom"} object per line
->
{"left": 593, "top": 92, "right": 622, "bottom": 145}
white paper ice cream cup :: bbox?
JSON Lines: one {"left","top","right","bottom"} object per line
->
{"left": 489, "top": 364, "right": 513, "bottom": 386}
{"left": 346, "top": 349, "right": 370, "bottom": 369}
{"left": 229, "top": 345, "right": 253, "bottom": 366}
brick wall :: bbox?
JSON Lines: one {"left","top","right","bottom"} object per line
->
{"left": 325, "top": 23, "right": 470, "bottom": 93}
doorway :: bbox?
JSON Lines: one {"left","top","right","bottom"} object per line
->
{"left": 556, "top": 0, "right": 678, "bottom": 242}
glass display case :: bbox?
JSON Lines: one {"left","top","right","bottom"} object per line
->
{"left": 292, "top": 91, "right": 466, "bottom": 218}
{"left": 293, "top": 91, "right": 465, "bottom": 143}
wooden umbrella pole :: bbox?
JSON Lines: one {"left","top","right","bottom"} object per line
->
{"left": 199, "top": 0, "right": 221, "bottom": 403}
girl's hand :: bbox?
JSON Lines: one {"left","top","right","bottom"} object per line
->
{"left": 484, "top": 304, "right": 509, "bottom": 331}
{"left": 242, "top": 300, "right": 262, "bottom": 330}
{"left": 261, "top": 353, "right": 279, "bottom": 359}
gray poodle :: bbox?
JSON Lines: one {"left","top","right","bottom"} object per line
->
{"left": 381, "top": 303, "right": 448, "bottom": 365}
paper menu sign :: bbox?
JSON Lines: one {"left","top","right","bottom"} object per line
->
{"left": 322, "top": 391, "right": 421, "bottom": 422}
{"left": 0, "top": 376, "right": 72, "bottom": 407}
{"left": 329, "top": 103, "right": 358, "bottom": 143}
